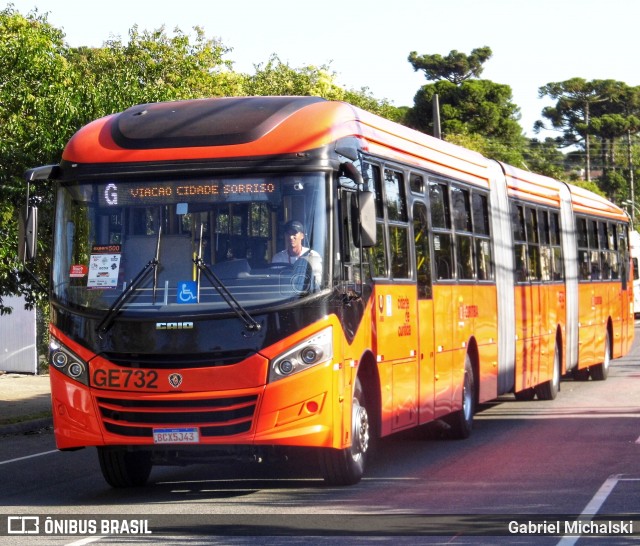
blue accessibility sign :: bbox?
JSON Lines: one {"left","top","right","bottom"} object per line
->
{"left": 177, "top": 281, "right": 197, "bottom": 304}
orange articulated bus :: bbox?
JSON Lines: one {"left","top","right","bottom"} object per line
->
{"left": 23, "top": 96, "right": 634, "bottom": 487}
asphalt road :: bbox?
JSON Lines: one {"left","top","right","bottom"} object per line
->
{"left": 1, "top": 332, "right": 639, "bottom": 545}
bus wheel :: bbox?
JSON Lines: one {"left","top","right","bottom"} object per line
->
{"left": 590, "top": 330, "right": 611, "bottom": 381}
{"left": 445, "top": 355, "right": 475, "bottom": 439}
{"left": 514, "top": 388, "right": 536, "bottom": 401}
{"left": 572, "top": 367, "right": 590, "bottom": 381}
{"left": 319, "top": 377, "right": 369, "bottom": 485}
{"left": 98, "top": 447, "right": 152, "bottom": 488}
{"left": 535, "top": 340, "right": 560, "bottom": 400}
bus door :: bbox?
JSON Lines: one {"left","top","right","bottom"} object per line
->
{"left": 429, "top": 182, "right": 456, "bottom": 418}
{"left": 576, "top": 218, "right": 597, "bottom": 366}
{"left": 413, "top": 202, "right": 435, "bottom": 424}
{"left": 370, "top": 169, "right": 419, "bottom": 434}
{"left": 512, "top": 204, "right": 538, "bottom": 392}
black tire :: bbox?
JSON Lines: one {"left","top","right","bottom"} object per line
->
{"left": 319, "top": 377, "right": 370, "bottom": 485}
{"left": 98, "top": 447, "right": 152, "bottom": 488}
{"left": 535, "top": 340, "right": 560, "bottom": 400}
{"left": 514, "top": 387, "right": 536, "bottom": 401}
{"left": 572, "top": 367, "right": 590, "bottom": 381}
{"left": 445, "top": 354, "right": 475, "bottom": 439}
{"left": 590, "top": 330, "right": 611, "bottom": 381}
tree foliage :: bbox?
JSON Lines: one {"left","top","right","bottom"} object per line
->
{"left": 538, "top": 78, "right": 640, "bottom": 202}
{"left": 0, "top": 6, "right": 76, "bottom": 313}
{"left": 408, "top": 46, "right": 492, "bottom": 85}
{"left": 406, "top": 47, "right": 525, "bottom": 164}
{"left": 0, "top": 7, "right": 401, "bottom": 314}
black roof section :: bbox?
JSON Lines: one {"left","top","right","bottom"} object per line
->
{"left": 111, "top": 96, "right": 326, "bottom": 150}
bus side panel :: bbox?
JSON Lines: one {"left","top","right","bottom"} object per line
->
{"left": 577, "top": 283, "right": 596, "bottom": 368}
{"left": 449, "top": 284, "right": 478, "bottom": 413}
{"left": 537, "top": 283, "right": 562, "bottom": 386}
{"left": 417, "top": 298, "right": 435, "bottom": 425}
{"left": 432, "top": 284, "right": 454, "bottom": 419}
{"left": 371, "top": 284, "right": 419, "bottom": 435}
{"left": 514, "top": 284, "right": 536, "bottom": 392}
{"left": 473, "top": 284, "right": 498, "bottom": 403}
{"left": 609, "top": 280, "right": 628, "bottom": 359}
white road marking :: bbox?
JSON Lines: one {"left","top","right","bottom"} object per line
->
{"left": 556, "top": 474, "right": 624, "bottom": 546}
{"left": 65, "top": 538, "right": 106, "bottom": 546}
{"left": 0, "top": 449, "right": 58, "bottom": 465}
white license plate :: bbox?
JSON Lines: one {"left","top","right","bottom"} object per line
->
{"left": 153, "top": 427, "right": 200, "bottom": 444}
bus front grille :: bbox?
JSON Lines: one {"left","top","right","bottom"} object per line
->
{"left": 100, "top": 350, "right": 254, "bottom": 369}
{"left": 96, "top": 395, "right": 258, "bottom": 438}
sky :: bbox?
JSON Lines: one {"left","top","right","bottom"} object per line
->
{"left": 10, "top": 0, "right": 640, "bottom": 137}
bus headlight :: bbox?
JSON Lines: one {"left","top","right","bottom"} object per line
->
{"left": 49, "top": 338, "right": 89, "bottom": 386}
{"left": 269, "top": 327, "right": 333, "bottom": 382}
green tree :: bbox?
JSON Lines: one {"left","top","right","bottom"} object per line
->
{"left": 405, "top": 46, "right": 524, "bottom": 164}
{"left": 0, "top": 6, "right": 77, "bottom": 313}
{"left": 67, "top": 24, "right": 241, "bottom": 124}
{"left": 536, "top": 78, "right": 610, "bottom": 182}
{"left": 244, "top": 54, "right": 403, "bottom": 120}
{"left": 538, "top": 79, "right": 640, "bottom": 197}
{"left": 408, "top": 46, "right": 493, "bottom": 85}
{"left": 522, "top": 138, "right": 571, "bottom": 180}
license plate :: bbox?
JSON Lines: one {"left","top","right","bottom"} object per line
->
{"left": 153, "top": 427, "right": 200, "bottom": 444}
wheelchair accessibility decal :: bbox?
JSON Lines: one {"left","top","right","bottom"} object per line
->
{"left": 177, "top": 281, "right": 198, "bottom": 304}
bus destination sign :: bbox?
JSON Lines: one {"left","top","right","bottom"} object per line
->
{"left": 101, "top": 180, "right": 277, "bottom": 207}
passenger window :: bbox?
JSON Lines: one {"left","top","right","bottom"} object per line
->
{"left": 434, "top": 233, "right": 453, "bottom": 280}
{"left": 475, "top": 239, "right": 494, "bottom": 280}
{"left": 370, "top": 223, "right": 387, "bottom": 277}
{"left": 451, "top": 186, "right": 472, "bottom": 232}
{"left": 389, "top": 226, "right": 410, "bottom": 279}
{"left": 410, "top": 173, "right": 425, "bottom": 194}
{"left": 384, "top": 169, "right": 407, "bottom": 222}
{"left": 472, "top": 193, "right": 490, "bottom": 235}
{"left": 429, "top": 182, "right": 450, "bottom": 229}
{"left": 413, "top": 203, "right": 432, "bottom": 298}
{"left": 512, "top": 204, "right": 526, "bottom": 242}
{"left": 526, "top": 208, "right": 539, "bottom": 244}
{"left": 457, "top": 235, "right": 474, "bottom": 279}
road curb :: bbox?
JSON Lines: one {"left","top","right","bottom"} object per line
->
{"left": 0, "top": 417, "right": 53, "bottom": 436}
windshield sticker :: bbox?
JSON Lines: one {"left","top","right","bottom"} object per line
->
{"left": 69, "top": 264, "right": 88, "bottom": 278}
{"left": 87, "top": 244, "right": 121, "bottom": 289}
{"left": 177, "top": 280, "right": 198, "bottom": 304}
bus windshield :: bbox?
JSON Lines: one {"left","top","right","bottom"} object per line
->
{"left": 52, "top": 173, "right": 329, "bottom": 315}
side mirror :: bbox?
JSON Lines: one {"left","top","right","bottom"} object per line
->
{"left": 358, "top": 191, "right": 376, "bottom": 248}
{"left": 18, "top": 206, "right": 38, "bottom": 261}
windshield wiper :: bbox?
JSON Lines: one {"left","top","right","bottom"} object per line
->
{"left": 193, "top": 256, "right": 261, "bottom": 332}
{"left": 96, "top": 227, "right": 162, "bottom": 336}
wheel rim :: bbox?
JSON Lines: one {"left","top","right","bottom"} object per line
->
{"left": 553, "top": 347, "right": 560, "bottom": 388}
{"left": 462, "top": 370, "right": 473, "bottom": 422}
{"left": 603, "top": 334, "right": 611, "bottom": 372}
{"left": 351, "top": 398, "right": 369, "bottom": 462}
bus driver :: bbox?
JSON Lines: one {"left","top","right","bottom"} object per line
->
{"left": 272, "top": 220, "right": 322, "bottom": 289}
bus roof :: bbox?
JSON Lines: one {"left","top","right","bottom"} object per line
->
{"left": 61, "top": 96, "right": 490, "bottom": 181}
{"left": 61, "top": 95, "right": 626, "bottom": 221}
